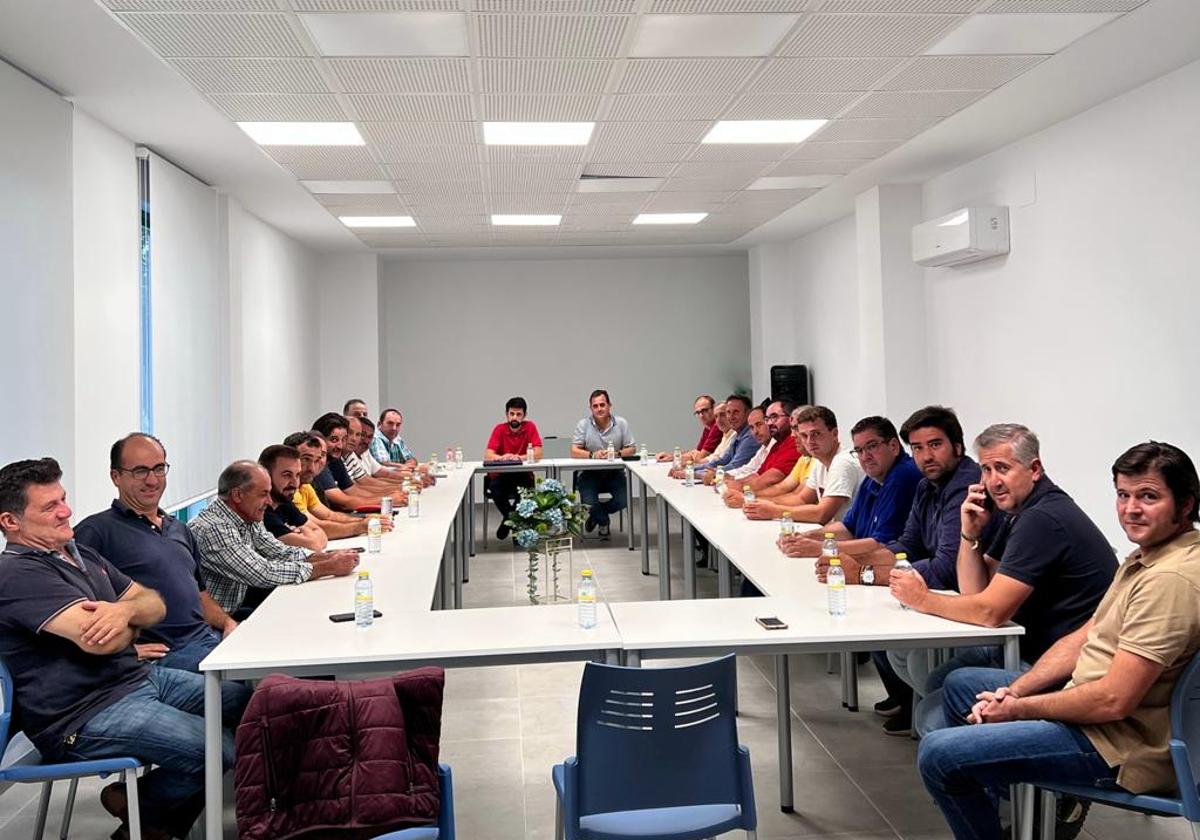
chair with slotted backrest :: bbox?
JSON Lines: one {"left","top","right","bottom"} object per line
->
{"left": 0, "top": 657, "right": 144, "bottom": 840}
{"left": 1030, "top": 651, "right": 1200, "bottom": 840}
{"left": 552, "top": 654, "right": 757, "bottom": 840}
{"left": 372, "top": 763, "right": 456, "bottom": 840}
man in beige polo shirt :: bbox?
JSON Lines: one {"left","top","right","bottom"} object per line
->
{"left": 917, "top": 441, "right": 1200, "bottom": 840}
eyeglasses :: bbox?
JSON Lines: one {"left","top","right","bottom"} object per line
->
{"left": 116, "top": 463, "right": 170, "bottom": 480}
{"left": 693, "top": 407, "right": 713, "bottom": 416}
{"left": 765, "top": 413, "right": 785, "bottom": 421}
{"left": 850, "top": 440, "right": 888, "bottom": 457}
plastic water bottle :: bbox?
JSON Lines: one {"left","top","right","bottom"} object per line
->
{"left": 684, "top": 459, "right": 695, "bottom": 486}
{"left": 743, "top": 485, "right": 755, "bottom": 503}
{"left": 714, "top": 465, "right": 725, "bottom": 488}
{"left": 779, "top": 512, "right": 794, "bottom": 537}
{"left": 367, "top": 515, "right": 382, "bottom": 553}
{"left": 454, "top": 446, "right": 463, "bottom": 469}
{"left": 577, "top": 569, "right": 597, "bottom": 629}
{"left": 827, "top": 557, "right": 846, "bottom": 617}
{"left": 821, "top": 532, "right": 838, "bottom": 562}
{"left": 893, "top": 552, "right": 913, "bottom": 610}
{"left": 526, "top": 443, "right": 535, "bottom": 463}
{"left": 639, "top": 444, "right": 648, "bottom": 465}
{"left": 431, "top": 453, "right": 438, "bottom": 471}
{"left": 408, "top": 486, "right": 420, "bottom": 518}
{"left": 445, "top": 447, "right": 454, "bottom": 466}
{"left": 380, "top": 496, "right": 393, "bottom": 518}
{"left": 606, "top": 442, "right": 616, "bottom": 461}
{"left": 355, "top": 571, "right": 374, "bottom": 627}
{"left": 672, "top": 446, "right": 682, "bottom": 470}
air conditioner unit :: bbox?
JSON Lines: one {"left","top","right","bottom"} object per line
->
{"left": 912, "top": 206, "right": 1009, "bottom": 268}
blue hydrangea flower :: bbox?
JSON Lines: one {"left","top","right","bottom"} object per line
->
{"left": 540, "top": 478, "right": 564, "bottom": 494}
{"left": 515, "top": 498, "right": 538, "bottom": 518}
{"left": 515, "top": 528, "right": 539, "bottom": 549}
{"left": 545, "top": 508, "right": 564, "bottom": 529}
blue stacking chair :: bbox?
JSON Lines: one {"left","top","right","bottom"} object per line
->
{"left": 0, "top": 658, "right": 144, "bottom": 840}
{"left": 553, "top": 655, "right": 757, "bottom": 840}
{"left": 373, "top": 763, "right": 456, "bottom": 840}
{"left": 1031, "top": 651, "right": 1200, "bottom": 840}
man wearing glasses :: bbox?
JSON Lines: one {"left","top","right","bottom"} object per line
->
{"left": 75, "top": 433, "right": 241, "bottom": 674}
{"left": 657, "top": 395, "right": 721, "bottom": 464}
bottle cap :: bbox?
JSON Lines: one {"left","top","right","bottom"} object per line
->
{"left": 743, "top": 485, "right": 751, "bottom": 492}
{"left": 358, "top": 571, "right": 370, "bottom": 579}
{"left": 824, "top": 532, "right": 835, "bottom": 539}
{"left": 829, "top": 557, "right": 841, "bottom": 565}
{"left": 895, "top": 552, "right": 908, "bottom": 561}
{"left": 581, "top": 569, "right": 593, "bottom": 577}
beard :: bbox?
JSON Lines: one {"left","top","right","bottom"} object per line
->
{"left": 508, "top": 420, "right": 522, "bottom": 430}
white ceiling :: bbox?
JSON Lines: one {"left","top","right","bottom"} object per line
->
{"left": 1, "top": 0, "right": 1196, "bottom": 256}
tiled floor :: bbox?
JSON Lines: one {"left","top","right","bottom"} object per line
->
{"left": 1, "top": 508, "right": 1193, "bottom": 839}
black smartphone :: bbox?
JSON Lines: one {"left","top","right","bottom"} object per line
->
{"left": 346, "top": 546, "right": 366, "bottom": 553}
{"left": 756, "top": 616, "right": 788, "bottom": 630}
{"left": 329, "top": 610, "right": 383, "bottom": 623}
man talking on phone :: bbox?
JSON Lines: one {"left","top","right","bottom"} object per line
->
{"left": 889, "top": 423, "right": 1117, "bottom": 735}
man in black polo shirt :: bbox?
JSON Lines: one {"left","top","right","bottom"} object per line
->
{"left": 0, "top": 458, "right": 247, "bottom": 839}
{"left": 258, "top": 443, "right": 329, "bottom": 550}
{"left": 75, "top": 433, "right": 241, "bottom": 673}
{"left": 890, "top": 423, "right": 1117, "bottom": 734}
{"left": 310, "top": 413, "right": 408, "bottom": 512}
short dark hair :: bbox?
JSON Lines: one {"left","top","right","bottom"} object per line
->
{"left": 379, "top": 408, "right": 402, "bottom": 424}
{"left": 359, "top": 416, "right": 375, "bottom": 432}
{"left": 284, "top": 431, "right": 324, "bottom": 450}
{"left": 589, "top": 389, "right": 610, "bottom": 405}
{"left": 770, "top": 399, "right": 797, "bottom": 418}
{"left": 312, "top": 412, "right": 350, "bottom": 438}
{"left": 259, "top": 444, "right": 301, "bottom": 473}
{"left": 217, "top": 461, "right": 264, "bottom": 497}
{"left": 506, "top": 396, "right": 528, "bottom": 413}
{"left": 1113, "top": 442, "right": 1200, "bottom": 524}
{"left": 900, "top": 405, "right": 965, "bottom": 450}
{"left": 0, "top": 458, "right": 63, "bottom": 520}
{"left": 109, "top": 432, "right": 167, "bottom": 471}
{"left": 343, "top": 398, "right": 366, "bottom": 414}
{"left": 795, "top": 405, "right": 838, "bottom": 430}
{"left": 851, "top": 415, "right": 898, "bottom": 441}
{"left": 695, "top": 395, "right": 715, "bottom": 409}
{"left": 725, "top": 394, "right": 753, "bottom": 412}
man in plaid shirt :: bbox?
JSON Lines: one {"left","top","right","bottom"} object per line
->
{"left": 190, "top": 461, "right": 360, "bottom": 616}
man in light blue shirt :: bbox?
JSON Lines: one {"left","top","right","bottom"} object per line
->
{"left": 571, "top": 389, "right": 635, "bottom": 538}
{"left": 370, "top": 408, "right": 416, "bottom": 467}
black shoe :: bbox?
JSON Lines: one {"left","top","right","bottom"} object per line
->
{"left": 1055, "top": 796, "right": 1090, "bottom": 840}
{"left": 873, "top": 697, "right": 904, "bottom": 718}
{"left": 598, "top": 524, "right": 611, "bottom": 539}
{"left": 883, "top": 714, "right": 912, "bottom": 736}
{"left": 497, "top": 523, "right": 511, "bottom": 540}
{"left": 585, "top": 515, "right": 597, "bottom": 533}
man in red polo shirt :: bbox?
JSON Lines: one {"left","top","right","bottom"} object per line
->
{"left": 737, "top": 400, "right": 801, "bottom": 495}
{"left": 484, "top": 396, "right": 544, "bottom": 540}
{"left": 657, "top": 395, "right": 721, "bottom": 464}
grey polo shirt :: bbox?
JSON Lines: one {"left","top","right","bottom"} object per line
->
{"left": 572, "top": 415, "right": 635, "bottom": 453}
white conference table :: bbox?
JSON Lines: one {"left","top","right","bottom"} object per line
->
{"left": 201, "top": 458, "right": 1022, "bottom": 835}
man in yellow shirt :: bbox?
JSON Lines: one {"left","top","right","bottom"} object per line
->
{"left": 282, "top": 431, "right": 375, "bottom": 540}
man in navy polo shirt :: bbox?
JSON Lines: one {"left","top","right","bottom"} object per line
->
{"left": 75, "top": 433, "right": 241, "bottom": 673}
{"left": 311, "top": 413, "right": 410, "bottom": 512}
{"left": 0, "top": 457, "right": 247, "bottom": 840}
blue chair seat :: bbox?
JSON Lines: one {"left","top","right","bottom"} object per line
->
{"left": 0, "top": 755, "right": 140, "bottom": 783}
{"left": 1038, "top": 782, "right": 1185, "bottom": 818}
{"left": 371, "top": 763, "right": 455, "bottom": 840}
{"left": 580, "top": 804, "right": 744, "bottom": 839}
{"left": 373, "top": 828, "right": 440, "bottom": 840}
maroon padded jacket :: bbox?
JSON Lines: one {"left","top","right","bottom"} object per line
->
{"left": 234, "top": 667, "right": 445, "bottom": 840}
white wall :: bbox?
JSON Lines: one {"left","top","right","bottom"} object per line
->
{"left": 379, "top": 255, "right": 751, "bottom": 458}
{"left": 228, "top": 199, "right": 323, "bottom": 458}
{"left": 318, "top": 252, "right": 381, "bottom": 417}
{"left": 72, "top": 110, "right": 139, "bottom": 514}
{"left": 0, "top": 60, "right": 75, "bottom": 486}
{"left": 923, "top": 57, "right": 1200, "bottom": 546}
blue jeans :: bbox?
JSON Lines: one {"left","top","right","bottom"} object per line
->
{"left": 577, "top": 469, "right": 627, "bottom": 527}
{"left": 64, "top": 666, "right": 249, "bottom": 832}
{"left": 157, "top": 628, "right": 253, "bottom": 710}
{"left": 918, "top": 667, "right": 1118, "bottom": 840}
{"left": 914, "top": 646, "right": 1031, "bottom": 737}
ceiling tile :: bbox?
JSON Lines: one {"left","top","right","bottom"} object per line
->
{"left": 294, "top": 1, "right": 460, "bottom": 8}
{"left": 844, "top": 88, "right": 986, "bottom": 117}
{"left": 209, "top": 93, "right": 346, "bottom": 120}
{"left": 472, "top": 0, "right": 639, "bottom": 10}
{"left": 171, "top": 58, "right": 328, "bottom": 92}
{"left": 116, "top": 12, "right": 307, "bottom": 56}
{"left": 327, "top": 58, "right": 471, "bottom": 93}
{"left": 617, "top": 58, "right": 761, "bottom": 94}
{"left": 103, "top": 1, "right": 279, "bottom": 9}
{"left": 640, "top": 191, "right": 733, "bottom": 211}
{"left": 480, "top": 59, "right": 613, "bottom": 93}
{"left": 280, "top": 160, "right": 388, "bottom": 179}
{"left": 780, "top": 13, "right": 963, "bottom": 57}
{"left": 985, "top": 0, "right": 1145, "bottom": 10}
{"left": 662, "top": 175, "right": 759, "bottom": 191}
{"left": 811, "top": 116, "right": 939, "bottom": 141}
{"left": 590, "top": 121, "right": 712, "bottom": 145}
{"left": 789, "top": 139, "right": 900, "bottom": 159}
{"left": 630, "top": 14, "right": 800, "bottom": 57}
{"left": 923, "top": 13, "right": 1121, "bottom": 55}
{"left": 585, "top": 143, "right": 695, "bottom": 163}
{"left": 818, "top": 0, "right": 979, "bottom": 10}
{"left": 373, "top": 144, "right": 481, "bottom": 162}
{"left": 687, "top": 143, "right": 795, "bottom": 162}
{"left": 607, "top": 94, "right": 734, "bottom": 121}
{"left": 478, "top": 95, "right": 602, "bottom": 120}
{"left": 316, "top": 193, "right": 407, "bottom": 211}
{"left": 750, "top": 57, "right": 903, "bottom": 92}
{"left": 299, "top": 12, "right": 469, "bottom": 56}
{"left": 385, "top": 162, "right": 483, "bottom": 181}
{"left": 265, "top": 145, "right": 377, "bottom": 165}
{"left": 723, "top": 92, "right": 859, "bottom": 119}
{"left": 883, "top": 54, "right": 1046, "bottom": 89}
{"left": 485, "top": 145, "right": 588, "bottom": 163}
{"left": 650, "top": 0, "right": 813, "bottom": 10}
{"left": 475, "top": 14, "right": 631, "bottom": 58}
{"left": 767, "top": 157, "right": 870, "bottom": 175}
{"left": 672, "top": 160, "right": 768, "bottom": 179}
{"left": 347, "top": 93, "right": 472, "bottom": 120}
{"left": 360, "top": 121, "right": 477, "bottom": 145}
{"left": 581, "top": 163, "right": 674, "bottom": 177}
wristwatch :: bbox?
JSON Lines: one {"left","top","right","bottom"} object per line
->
{"left": 860, "top": 565, "right": 875, "bottom": 585}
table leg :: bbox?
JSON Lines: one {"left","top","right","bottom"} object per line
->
{"left": 468, "top": 477, "right": 476, "bottom": 558}
{"left": 1004, "top": 635, "right": 1020, "bottom": 671}
{"left": 656, "top": 495, "right": 671, "bottom": 601}
{"left": 639, "top": 477, "right": 650, "bottom": 575}
{"left": 717, "top": 552, "right": 732, "bottom": 598}
{"left": 775, "top": 655, "right": 795, "bottom": 813}
{"left": 605, "top": 649, "right": 620, "bottom": 665}
{"left": 454, "top": 504, "right": 464, "bottom": 609}
{"left": 204, "top": 670, "right": 224, "bottom": 839}
{"left": 843, "top": 652, "right": 858, "bottom": 712}
{"left": 626, "top": 468, "right": 635, "bottom": 551}
{"left": 681, "top": 519, "right": 696, "bottom": 599}
{"left": 627, "top": 650, "right": 641, "bottom": 667}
